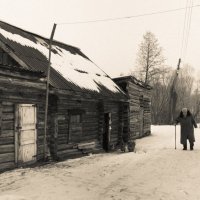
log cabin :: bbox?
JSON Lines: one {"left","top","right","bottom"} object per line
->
{"left": 0, "top": 21, "right": 128, "bottom": 171}
{"left": 0, "top": 65, "right": 46, "bottom": 171}
{"left": 113, "top": 76, "right": 152, "bottom": 141}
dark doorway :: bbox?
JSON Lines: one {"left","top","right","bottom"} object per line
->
{"left": 103, "top": 113, "right": 111, "bottom": 151}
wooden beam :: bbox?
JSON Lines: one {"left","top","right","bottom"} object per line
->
{"left": 0, "top": 40, "right": 30, "bottom": 70}
{"left": 14, "top": 104, "right": 19, "bottom": 164}
{"left": 44, "top": 23, "right": 57, "bottom": 160}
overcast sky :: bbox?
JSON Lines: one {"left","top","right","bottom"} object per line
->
{"left": 0, "top": 0, "right": 200, "bottom": 77}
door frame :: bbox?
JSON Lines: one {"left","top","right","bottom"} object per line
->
{"left": 103, "top": 112, "right": 111, "bottom": 151}
{"left": 14, "top": 104, "right": 37, "bottom": 165}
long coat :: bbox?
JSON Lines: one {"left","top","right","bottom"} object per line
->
{"left": 176, "top": 115, "right": 197, "bottom": 144}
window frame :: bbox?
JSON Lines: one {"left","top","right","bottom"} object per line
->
{"left": 68, "top": 109, "right": 85, "bottom": 143}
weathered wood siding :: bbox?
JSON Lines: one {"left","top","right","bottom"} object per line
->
{"left": 0, "top": 50, "right": 128, "bottom": 171}
{"left": 0, "top": 100, "right": 45, "bottom": 171}
{"left": 0, "top": 102, "right": 15, "bottom": 170}
{"left": 48, "top": 94, "right": 126, "bottom": 158}
{"left": 103, "top": 102, "right": 120, "bottom": 148}
{"left": 143, "top": 91, "right": 151, "bottom": 135}
{"left": 0, "top": 67, "right": 46, "bottom": 171}
{"left": 128, "top": 81, "right": 151, "bottom": 139}
{"left": 114, "top": 77, "right": 151, "bottom": 141}
{"left": 51, "top": 95, "right": 101, "bottom": 159}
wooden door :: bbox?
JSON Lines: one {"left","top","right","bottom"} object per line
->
{"left": 16, "top": 104, "right": 37, "bottom": 163}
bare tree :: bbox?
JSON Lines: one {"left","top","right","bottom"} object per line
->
{"left": 151, "top": 66, "right": 174, "bottom": 124}
{"left": 190, "top": 79, "right": 200, "bottom": 121}
{"left": 135, "top": 31, "right": 165, "bottom": 85}
{"left": 176, "top": 64, "right": 194, "bottom": 110}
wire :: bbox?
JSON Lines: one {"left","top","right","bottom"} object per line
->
{"left": 180, "top": 0, "right": 190, "bottom": 58}
{"left": 184, "top": 0, "right": 193, "bottom": 61}
{"left": 180, "top": 0, "right": 193, "bottom": 64}
{"left": 57, "top": 4, "right": 200, "bottom": 25}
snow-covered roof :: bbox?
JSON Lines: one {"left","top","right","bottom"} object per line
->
{"left": 113, "top": 75, "right": 152, "bottom": 90}
{"left": 0, "top": 21, "right": 126, "bottom": 99}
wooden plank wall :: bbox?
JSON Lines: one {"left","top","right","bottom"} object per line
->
{"left": 97, "top": 101, "right": 104, "bottom": 147}
{"left": 50, "top": 95, "right": 124, "bottom": 158}
{"left": 121, "top": 102, "right": 130, "bottom": 143}
{"left": 55, "top": 95, "right": 101, "bottom": 159}
{"left": 0, "top": 101, "right": 15, "bottom": 170}
{"left": 128, "top": 82, "right": 141, "bottom": 139}
{"left": 36, "top": 103, "right": 46, "bottom": 161}
{"left": 143, "top": 90, "right": 151, "bottom": 136}
{"left": 0, "top": 82, "right": 45, "bottom": 171}
{"left": 104, "top": 101, "right": 120, "bottom": 149}
{"left": 0, "top": 99, "right": 45, "bottom": 171}
{"left": 128, "top": 82, "right": 151, "bottom": 139}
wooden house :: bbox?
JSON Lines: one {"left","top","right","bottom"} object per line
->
{"left": 0, "top": 65, "right": 46, "bottom": 171}
{"left": 113, "top": 76, "right": 152, "bottom": 141}
{"left": 0, "top": 21, "right": 128, "bottom": 171}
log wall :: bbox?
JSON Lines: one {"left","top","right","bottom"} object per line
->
{"left": 52, "top": 95, "right": 101, "bottom": 159}
{"left": 114, "top": 77, "right": 152, "bottom": 141}
{"left": 0, "top": 68, "right": 46, "bottom": 171}
{"left": 0, "top": 96, "right": 46, "bottom": 171}
{"left": 0, "top": 52, "right": 128, "bottom": 171}
{"left": 103, "top": 101, "right": 121, "bottom": 149}
{"left": 128, "top": 81, "right": 151, "bottom": 139}
{"left": 49, "top": 94, "right": 126, "bottom": 158}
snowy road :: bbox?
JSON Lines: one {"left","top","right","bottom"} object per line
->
{"left": 1, "top": 125, "right": 200, "bottom": 200}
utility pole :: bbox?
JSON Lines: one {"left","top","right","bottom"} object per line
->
{"left": 44, "top": 23, "right": 57, "bottom": 160}
{"left": 168, "top": 58, "right": 181, "bottom": 124}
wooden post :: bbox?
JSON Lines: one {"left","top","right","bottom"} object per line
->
{"left": 118, "top": 102, "right": 124, "bottom": 144}
{"left": 168, "top": 58, "right": 181, "bottom": 124}
{"left": 175, "top": 125, "right": 177, "bottom": 149}
{"left": 98, "top": 100, "right": 104, "bottom": 146}
{"left": 14, "top": 104, "right": 19, "bottom": 164}
{"left": 44, "top": 23, "right": 57, "bottom": 160}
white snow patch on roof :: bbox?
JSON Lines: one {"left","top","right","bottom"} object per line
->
{"left": 0, "top": 28, "right": 121, "bottom": 93}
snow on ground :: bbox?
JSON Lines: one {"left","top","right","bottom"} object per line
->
{"left": 1, "top": 125, "right": 200, "bottom": 200}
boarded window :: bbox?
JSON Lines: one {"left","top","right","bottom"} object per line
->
{"left": 70, "top": 114, "right": 81, "bottom": 123}
{"left": 68, "top": 113, "right": 83, "bottom": 143}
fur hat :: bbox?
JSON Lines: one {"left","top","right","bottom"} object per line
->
{"left": 182, "top": 108, "right": 188, "bottom": 112}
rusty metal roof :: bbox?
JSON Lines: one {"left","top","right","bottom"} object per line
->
{"left": 0, "top": 21, "right": 127, "bottom": 100}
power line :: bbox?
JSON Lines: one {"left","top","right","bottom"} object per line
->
{"left": 57, "top": 4, "right": 200, "bottom": 25}
{"left": 184, "top": 0, "right": 193, "bottom": 60}
{"left": 180, "top": 0, "right": 194, "bottom": 63}
{"left": 180, "top": 0, "right": 190, "bottom": 58}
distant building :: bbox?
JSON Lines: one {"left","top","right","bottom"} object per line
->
{"left": 113, "top": 76, "right": 152, "bottom": 140}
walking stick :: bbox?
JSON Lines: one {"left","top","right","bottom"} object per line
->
{"left": 175, "top": 125, "right": 177, "bottom": 149}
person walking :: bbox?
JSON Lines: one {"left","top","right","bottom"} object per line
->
{"left": 175, "top": 108, "right": 197, "bottom": 150}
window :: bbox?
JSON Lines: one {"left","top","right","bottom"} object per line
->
{"left": 68, "top": 110, "right": 84, "bottom": 143}
{"left": 70, "top": 114, "right": 81, "bottom": 123}
{"left": 119, "top": 82, "right": 128, "bottom": 93}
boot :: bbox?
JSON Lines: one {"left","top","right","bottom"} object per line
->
{"left": 183, "top": 144, "right": 187, "bottom": 150}
{"left": 190, "top": 143, "right": 194, "bottom": 151}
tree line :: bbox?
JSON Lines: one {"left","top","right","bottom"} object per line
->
{"left": 131, "top": 31, "right": 200, "bottom": 124}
